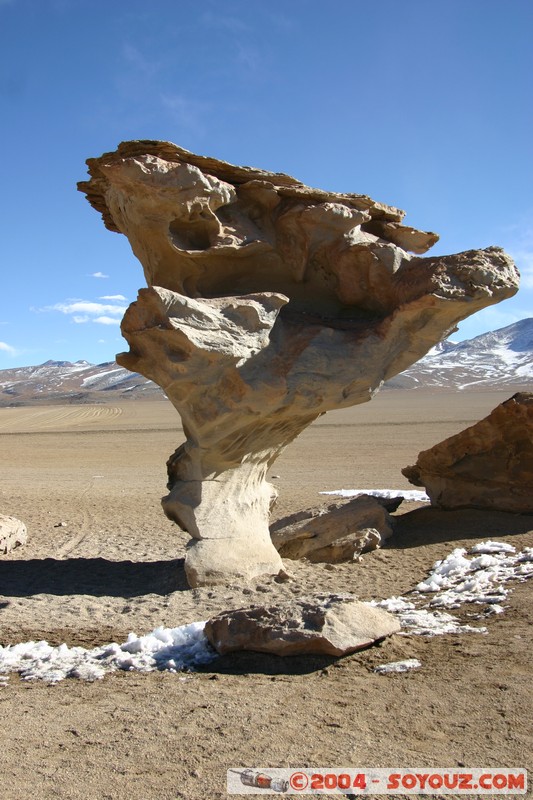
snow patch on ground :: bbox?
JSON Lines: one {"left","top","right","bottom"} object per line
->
{"left": 373, "top": 658, "right": 421, "bottom": 674}
{"left": 371, "top": 543, "right": 533, "bottom": 635}
{"left": 415, "top": 544, "right": 533, "bottom": 609}
{"left": 0, "top": 621, "right": 215, "bottom": 685}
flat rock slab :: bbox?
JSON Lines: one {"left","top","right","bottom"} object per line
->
{"left": 403, "top": 392, "right": 533, "bottom": 513}
{"left": 204, "top": 594, "right": 401, "bottom": 657}
{"left": 0, "top": 515, "right": 27, "bottom": 555}
{"left": 270, "top": 495, "right": 399, "bottom": 562}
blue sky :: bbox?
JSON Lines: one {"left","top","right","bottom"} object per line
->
{"left": 1, "top": 0, "right": 531, "bottom": 368}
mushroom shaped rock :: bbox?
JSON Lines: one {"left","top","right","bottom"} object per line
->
{"left": 78, "top": 141, "right": 519, "bottom": 587}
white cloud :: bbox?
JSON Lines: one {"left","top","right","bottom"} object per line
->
{"left": 93, "top": 316, "right": 121, "bottom": 326}
{"left": 99, "top": 294, "right": 127, "bottom": 301}
{"left": 52, "top": 300, "right": 126, "bottom": 317}
{"left": 0, "top": 341, "right": 16, "bottom": 355}
{"left": 42, "top": 299, "right": 127, "bottom": 326}
{"left": 89, "top": 271, "right": 109, "bottom": 279}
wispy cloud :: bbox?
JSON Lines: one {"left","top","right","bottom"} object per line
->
{"left": 476, "top": 306, "right": 531, "bottom": 329}
{"left": 89, "top": 271, "right": 109, "bottom": 279}
{"left": 199, "top": 10, "right": 264, "bottom": 73}
{"left": 236, "top": 43, "right": 262, "bottom": 73}
{"left": 500, "top": 218, "right": 533, "bottom": 290}
{"left": 0, "top": 341, "right": 16, "bottom": 355}
{"left": 160, "top": 93, "right": 211, "bottom": 136}
{"left": 121, "top": 42, "right": 160, "bottom": 79}
{"left": 509, "top": 242, "right": 533, "bottom": 289}
{"left": 117, "top": 39, "right": 215, "bottom": 137}
{"left": 200, "top": 11, "right": 251, "bottom": 34}
{"left": 99, "top": 294, "right": 127, "bottom": 301}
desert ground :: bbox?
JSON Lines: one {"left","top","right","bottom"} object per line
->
{"left": 0, "top": 390, "right": 532, "bottom": 800}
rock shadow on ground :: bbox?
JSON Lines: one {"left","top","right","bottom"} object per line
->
{"left": 389, "top": 506, "right": 533, "bottom": 550}
{"left": 0, "top": 557, "right": 188, "bottom": 597}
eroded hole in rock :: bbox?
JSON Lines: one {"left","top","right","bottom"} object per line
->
{"left": 169, "top": 217, "right": 212, "bottom": 251}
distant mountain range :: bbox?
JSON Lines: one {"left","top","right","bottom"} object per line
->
{"left": 0, "top": 360, "right": 162, "bottom": 406}
{"left": 385, "top": 317, "right": 533, "bottom": 391}
{"left": 1, "top": 319, "right": 532, "bottom": 406}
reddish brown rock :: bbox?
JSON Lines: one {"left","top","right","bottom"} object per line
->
{"left": 204, "top": 594, "right": 401, "bottom": 656}
{"left": 403, "top": 392, "right": 533, "bottom": 513}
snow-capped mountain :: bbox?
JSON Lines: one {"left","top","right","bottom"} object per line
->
{"left": 0, "top": 360, "right": 162, "bottom": 406}
{"left": 386, "top": 318, "right": 533, "bottom": 391}
{"left": 0, "top": 319, "right": 532, "bottom": 405}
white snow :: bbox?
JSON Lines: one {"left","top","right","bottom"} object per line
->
{"left": 414, "top": 544, "right": 533, "bottom": 609}
{"left": 0, "top": 621, "right": 215, "bottom": 685}
{"left": 396, "top": 608, "right": 486, "bottom": 636}
{"left": 369, "top": 599, "right": 487, "bottom": 636}
{"left": 470, "top": 540, "right": 516, "bottom": 554}
{"left": 320, "top": 489, "right": 429, "bottom": 501}
{"left": 81, "top": 368, "right": 125, "bottom": 387}
{"left": 370, "top": 543, "right": 533, "bottom": 635}
{"left": 373, "top": 658, "right": 421, "bottom": 674}
{"left": 373, "top": 596, "right": 415, "bottom": 613}
{"left": 392, "top": 318, "right": 533, "bottom": 389}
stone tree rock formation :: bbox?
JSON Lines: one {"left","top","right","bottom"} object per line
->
{"left": 403, "top": 392, "right": 533, "bottom": 512}
{"left": 78, "top": 140, "right": 519, "bottom": 587}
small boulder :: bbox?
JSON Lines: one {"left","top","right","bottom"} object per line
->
{"left": 204, "top": 594, "right": 401, "bottom": 656}
{"left": 403, "top": 392, "right": 533, "bottom": 513}
{"left": 0, "top": 514, "right": 27, "bottom": 555}
{"left": 270, "top": 495, "right": 399, "bottom": 562}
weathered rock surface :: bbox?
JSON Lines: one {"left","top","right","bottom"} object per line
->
{"left": 0, "top": 515, "right": 27, "bottom": 555}
{"left": 204, "top": 594, "right": 401, "bottom": 656}
{"left": 403, "top": 392, "right": 533, "bottom": 512}
{"left": 270, "top": 495, "right": 399, "bottom": 562}
{"left": 78, "top": 140, "right": 519, "bottom": 586}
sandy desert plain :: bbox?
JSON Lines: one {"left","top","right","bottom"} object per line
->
{"left": 0, "top": 388, "right": 532, "bottom": 800}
